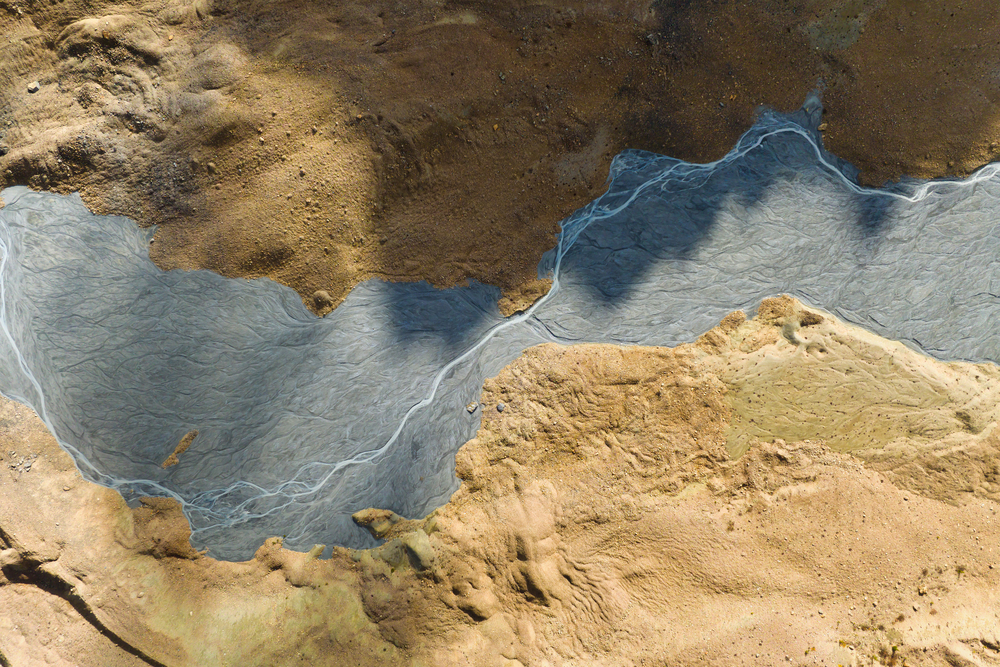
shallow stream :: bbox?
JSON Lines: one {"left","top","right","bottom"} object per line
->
{"left": 2, "top": 95, "right": 998, "bottom": 559}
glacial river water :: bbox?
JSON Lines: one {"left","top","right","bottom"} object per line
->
{"left": 2, "top": 95, "right": 999, "bottom": 559}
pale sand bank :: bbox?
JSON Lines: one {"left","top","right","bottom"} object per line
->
{"left": 2, "top": 297, "right": 1000, "bottom": 666}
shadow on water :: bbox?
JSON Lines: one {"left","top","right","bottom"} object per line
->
{"left": 379, "top": 278, "right": 502, "bottom": 353}
{"left": 554, "top": 103, "right": 914, "bottom": 309}
{"left": 374, "top": 93, "right": 903, "bottom": 345}
{"left": 840, "top": 186, "right": 898, "bottom": 267}
{"left": 852, "top": 184, "right": 898, "bottom": 239}
{"left": 559, "top": 132, "right": 798, "bottom": 304}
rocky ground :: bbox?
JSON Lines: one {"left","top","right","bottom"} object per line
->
{"left": 3, "top": 298, "right": 1000, "bottom": 666}
{"left": 1, "top": 0, "right": 999, "bottom": 312}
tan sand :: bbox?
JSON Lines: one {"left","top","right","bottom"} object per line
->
{"left": 2, "top": 297, "right": 1000, "bottom": 665}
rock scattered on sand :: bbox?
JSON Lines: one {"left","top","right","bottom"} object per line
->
{"left": 2, "top": 0, "right": 996, "bottom": 322}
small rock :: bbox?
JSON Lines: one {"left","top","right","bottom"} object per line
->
{"left": 312, "top": 290, "right": 333, "bottom": 309}
{"left": 497, "top": 403, "right": 506, "bottom": 413}
{"left": 27, "top": 81, "right": 39, "bottom": 93}
{"left": 466, "top": 402, "right": 478, "bottom": 413}
{"left": 299, "top": 168, "right": 306, "bottom": 177}
{"left": 352, "top": 508, "right": 402, "bottom": 539}
{"left": 206, "top": 162, "right": 217, "bottom": 174}
{"left": 913, "top": 604, "right": 920, "bottom": 611}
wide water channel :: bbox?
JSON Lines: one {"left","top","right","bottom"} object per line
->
{"left": 1, "top": 96, "right": 998, "bottom": 559}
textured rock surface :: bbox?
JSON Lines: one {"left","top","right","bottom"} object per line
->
{"left": 2, "top": 300, "right": 1000, "bottom": 665}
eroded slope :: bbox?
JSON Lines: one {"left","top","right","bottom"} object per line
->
{"left": 2, "top": 297, "right": 1000, "bottom": 665}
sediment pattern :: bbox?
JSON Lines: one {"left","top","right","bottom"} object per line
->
{"left": 2, "top": 97, "right": 1000, "bottom": 557}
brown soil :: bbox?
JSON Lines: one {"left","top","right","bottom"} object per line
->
{"left": 1, "top": 0, "right": 999, "bottom": 313}
{"left": 4, "top": 298, "right": 1000, "bottom": 665}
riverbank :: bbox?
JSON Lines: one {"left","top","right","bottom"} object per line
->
{"left": 1, "top": 0, "right": 998, "bottom": 313}
{"left": 3, "top": 298, "right": 1000, "bottom": 665}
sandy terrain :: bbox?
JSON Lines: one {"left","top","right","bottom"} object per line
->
{"left": 1, "top": 0, "right": 999, "bottom": 312}
{"left": 2, "top": 297, "right": 1000, "bottom": 666}
{"left": 3, "top": 1, "right": 1000, "bottom": 664}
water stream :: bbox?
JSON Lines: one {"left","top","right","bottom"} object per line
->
{"left": 1, "top": 94, "right": 998, "bottom": 559}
